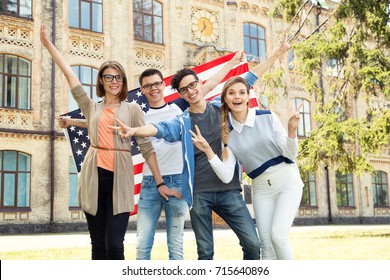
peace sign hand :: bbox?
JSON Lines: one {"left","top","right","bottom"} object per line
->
{"left": 288, "top": 102, "right": 303, "bottom": 138}
{"left": 108, "top": 118, "right": 136, "bottom": 138}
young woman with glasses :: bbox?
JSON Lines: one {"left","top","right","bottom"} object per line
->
{"left": 40, "top": 23, "right": 180, "bottom": 260}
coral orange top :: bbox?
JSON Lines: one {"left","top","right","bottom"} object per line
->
{"left": 97, "top": 108, "right": 117, "bottom": 171}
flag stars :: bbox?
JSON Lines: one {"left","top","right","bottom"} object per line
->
{"left": 77, "top": 130, "right": 84, "bottom": 136}
{"left": 81, "top": 142, "right": 87, "bottom": 148}
{"left": 70, "top": 126, "right": 75, "bottom": 131}
{"left": 76, "top": 149, "right": 83, "bottom": 156}
{"left": 73, "top": 137, "right": 79, "bottom": 144}
{"left": 136, "top": 90, "right": 143, "bottom": 97}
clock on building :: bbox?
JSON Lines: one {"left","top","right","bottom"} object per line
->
{"left": 191, "top": 9, "right": 219, "bottom": 44}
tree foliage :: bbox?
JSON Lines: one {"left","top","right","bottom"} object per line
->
{"left": 274, "top": 0, "right": 390, "bottom": 175}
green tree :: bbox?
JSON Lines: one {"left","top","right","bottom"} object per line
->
{"left": 274, "top": 0, "right": 390, "bottom": 175}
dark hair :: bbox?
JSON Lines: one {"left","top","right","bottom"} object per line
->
{"left": 170, "top": 68, "right": 199, "bottom": 91}
{"left": 96, "top": 61, "right": 129, "bottom": 101}
{"left": 139, "top": 68, "right": 163, "bottom": 86}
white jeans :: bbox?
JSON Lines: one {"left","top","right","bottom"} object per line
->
{"left": 252, "top": 163, "right": 303, "bottom": 260}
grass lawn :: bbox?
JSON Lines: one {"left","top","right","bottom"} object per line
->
{"left": 1, "top": 226, "right": 390, "bottom": 260}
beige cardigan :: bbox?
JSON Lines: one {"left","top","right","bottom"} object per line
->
{"left": 71, "top": 85, "right": 154, "bottom": 215}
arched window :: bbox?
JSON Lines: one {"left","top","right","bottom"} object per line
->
{"left": 69, "top": 157, "right": 79, "bottom": 208}
{"left": 372, "top": 171, "right": 388, "bottom": 207}
{"left": 290, "top": 98, "right": 311, "bottom": 137}
{"left": 68, "top": 0, "right": 103, "bottom": 32}
{"left": 0, "top": 150, "right": 31, "bottom": 209}
{"left": 133, "top": 0, "right": 163, "bottom": 44}
{"left": 336, "top": 172, "right": 354, "bottom": 207}
{"left": 243, "top": 23, "right": 266, "bottom": 62}
{"left": 0, "top": 0, "right": 32, "bottom": 19}
{"left": 0, "top": 54, "right": 31, "bottom": 110}
{"left": 300, "top": 171, "right": 317, "bottom": 207}
{"left": 68, "top": 65, "right": 100, "bottom": 111}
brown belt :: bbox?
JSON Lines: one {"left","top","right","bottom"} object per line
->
{"left": 91, "top": 145, "right": 130, "bottom": 153}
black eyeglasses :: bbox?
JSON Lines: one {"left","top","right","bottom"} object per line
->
{"left": 102, "top": 74, "right": 123, "bottom": 83}
{"left": 141, "top": 81, "right": 164, "bottom": 91}
{"left": 178, "top": 80, "right": 199, "bottom": 96}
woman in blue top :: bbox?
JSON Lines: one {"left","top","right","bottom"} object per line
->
{"left": 190, "top": 75, "right": 304, "bottom": 260}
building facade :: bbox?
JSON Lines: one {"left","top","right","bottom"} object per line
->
{"left": 0, "top": 0, "right": 389, "bottom": 234}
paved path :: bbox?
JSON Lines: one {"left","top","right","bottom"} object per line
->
{"left": 1, "top": 224, "right": 389, "bottom": 252}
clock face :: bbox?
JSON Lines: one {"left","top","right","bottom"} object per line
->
{"left": 191, "top": 9, "right": 219, "bottom": 44}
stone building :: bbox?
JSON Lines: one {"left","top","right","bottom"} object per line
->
{"left": 0, "top": 0, "right": 389, "bottom": 234}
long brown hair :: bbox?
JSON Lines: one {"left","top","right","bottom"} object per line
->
{"left": 96, "top": 61, "right": 129, "bottom": 101}
{"left": 220, "top": 76, "right": 250, "bottom": 160}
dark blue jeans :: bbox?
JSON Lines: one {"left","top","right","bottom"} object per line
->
{"left": 190, "top": 190, "right": 261, "bottom": 260}
{"left": 84, "top": 167, "right": 130, "bottom": 260}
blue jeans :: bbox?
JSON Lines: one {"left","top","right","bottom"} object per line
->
{"left": 190, "top": 190, "right": 260, "bottom": 260}
{"left": 136, "top": 174, "right": 187, "bottom": 260}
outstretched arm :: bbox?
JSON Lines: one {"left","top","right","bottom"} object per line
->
{"left": 250, "top": 32, "right": 290, "bottom": 78}
{"left": 58, "top": 117, "right": 87, "bottom": 129}
{"left": 189, "top": 125, "right": 236, "bottom": 184}
{"left": 108, "top": 118, "right": 158, "bottom": 138}
{"left": 40, "top": 23, "right": 81, "bottom": 89}
{"left": 202, "top": 50, "right": 246, "bottom": 95}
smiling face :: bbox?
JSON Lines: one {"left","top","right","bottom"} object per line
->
{"left": 223, "top": 82, "right": 250, "bottom": 114}
{"left": 96, "top": 61, "right": 128, "bottom": 101}
{"left": 177, "top": 74, "right": 204, "bottom": 105}
{"left": 140, "top": 74, "right": 165, "bottom": 107}
{"left": 100, "top": 67, "right": 123, "bottom": 101}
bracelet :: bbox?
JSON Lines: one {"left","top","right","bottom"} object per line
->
{"left": 156, "top": 182, "right": 166, "bottom": 188}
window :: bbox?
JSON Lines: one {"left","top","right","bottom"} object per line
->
{"left": 326, "top": 58, "right": 342, "bottom": 77}
{"left": 0, "top": 150, "right": 31, "bottom": 209}
{"left": 0, "top": 54, "right": 31, "bottom": 110}
{"left": 68, "top": 0, "right": 103, "bottom": 32}
{"left": 291, "top": 98, "right": 311, "bottom": 137}
{"left": 243, "top": 23, "right": 266, "bottom": 62}
{"left": 69, "top": 157, "right": 79, "bottom": 208}
{"left": 300, "top": 172, "right": 317, "bottom": 207}
{"left": 68, "top": 65, "right": 100, "bottom": 111}
{"left": 372, "top": 171, "right": 388, "bottom": 207}
{"left": 336, "top": 172, "right": 354, "bottom": 207}
{"left": 0, "top": 0, "right": 32, "bottom": 19}
{"left": 133, "top": 0, "right": 163, "bottom": 44}
{"left": 288, "top": 50, "right": 295, "bottom": 70}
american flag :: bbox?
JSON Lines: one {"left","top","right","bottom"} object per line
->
{"left": 63, "top": 52, "right": 256, "bottom": 215}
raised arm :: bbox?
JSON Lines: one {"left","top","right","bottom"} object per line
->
{"left": 202, "top": 50, "right": 245, "bottom": 95}
{"left": 58, "top": 117, "right": 87, "bottom": 129}
{"left": 40, "top": 23, "right": 81, "bottom": 89}
{"left": 250, "top": 33, "right": 290, "bottom": 78}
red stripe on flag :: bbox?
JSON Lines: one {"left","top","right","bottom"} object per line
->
{"left": 134, "top": 183, "right": 141, "bottom": 195}
{"left": 130, "top": 204, "right": 138, "bottom": 216}
{"left": 133, "top": 162, "right": 144, "bottom": 175}
{"left": 192, "top": 52, "right": 237, "bottom": 73}
{"left": 249, "top": 98, "right": 259, "bottom": 108}
{"left": 164, "top": 92, "right": 181, "bottom": 103}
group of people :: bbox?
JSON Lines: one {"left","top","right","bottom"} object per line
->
{"left": 40, "top": 22, "right": 303, "bottom": 260}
